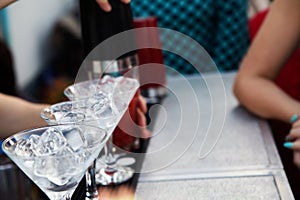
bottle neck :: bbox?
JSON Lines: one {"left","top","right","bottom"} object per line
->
{"left": 92, "top": 53, "right": 139, "bottom": 74}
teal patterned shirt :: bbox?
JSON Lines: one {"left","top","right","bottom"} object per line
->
{"left": 131, "top": 0, "right": 250, "bottom": 73}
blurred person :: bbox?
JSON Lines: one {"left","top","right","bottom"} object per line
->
{"left": 25, "top": 8, "right": 84, "bottom": 104}
{"left": 233, "top": 0, "right": 300, "bottom": 197}
{"left": 131, "top": 0, "right": 250, "bottom": 73}
{"left": 0, "top": 38, "right": 48, "bottom": 139}
{"left": 0, "top": 39, "right": 18, "bottom": 96}
{"left": 234, "top": 0, "right": 300, "bottom": 122}
{"left": 233, "top": 0, "right": 300, "bottom": 160}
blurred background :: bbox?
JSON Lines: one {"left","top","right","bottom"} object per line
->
{"left": 0, "top": 1, "right": 280, "bottom": 199}
{"left": 0, "top": 0, "right": 270, "bottom": 104}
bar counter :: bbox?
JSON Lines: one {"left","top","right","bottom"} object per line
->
{"left": 135, "top": 72, "right": 294, "bottom": 199}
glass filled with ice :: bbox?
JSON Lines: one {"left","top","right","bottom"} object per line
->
{"left": 2, "top": 124, "right": 107, "bottom": 200}
{"left": 64, "top": 73, "right": 140, "bottom": 185}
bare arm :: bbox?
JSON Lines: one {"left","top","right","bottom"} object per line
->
{"left": 0, "top": 0, "right": 16, "bottom": 9}
{"left": 0, "top": 93, "right": 48, "bottom": 139}
{"left": 234, "top": 0, "right": 300, "bottom": 123}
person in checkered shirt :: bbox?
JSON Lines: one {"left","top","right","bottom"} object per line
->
{"left": 131, "top": 0, "right": 250, "bottom": 73}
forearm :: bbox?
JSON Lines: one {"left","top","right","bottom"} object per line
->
{"left": 234, "top": 0, "right": 300, "bottom": 123}
{"left": 234, "top": 75, "right": 300, "bottom": 123}
{"left": 0, "top": 94, "right": 48, "bottom": 139}
{"left": 0, "top": 0, "right": 16, "bottom": 9}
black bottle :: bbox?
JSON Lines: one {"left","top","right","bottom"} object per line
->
{"left": 79, "top": 0, "right": 136, "bottom": 59}
{"left": 72, "top": 2, "right": 138, "bottom": 200}
{"left": 79, "top": 0, "right": 140, "bottom": 148}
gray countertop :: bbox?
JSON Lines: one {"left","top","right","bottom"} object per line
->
{"left": 135, "top": 72, "right": 294, "bottom": 199}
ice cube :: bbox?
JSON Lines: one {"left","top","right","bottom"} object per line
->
{"left": 14, "top": 135, "right": 40, "bottom": 157}
{"left": 64, "top": 127, "right": 85, "bottom": 152}
{"left": 74, "top": 84, "right": 91, "bottom": 97}
{"left": 88, "top": 83, "right": 98, "bottom": 94}
{"left": 90, "top": 94, "right": 118, "bottom": 127}
{"left": 88, "top": 92, "right": 112, "bottom": 116}
{"left": 28, "top": 135, "right": 40, "bottom": 151}
{"left": 33, "top": 128, "right": 67, "bottom": 156}
{"left": 89, "top": 92, "right": 109, "bottom": 106}
{"left": 94, "top": 108, "right": 119, "bottom": 129}
{"left": 95, "top": 104, "right": 114, "bottom": 118}
{"left": 96, "top": 77, "right": 116, "bottom": 95}
{"left": 116, "top": 77, "right": 139, "bottom": 93}
{"left": 34, "top": 153, "right": 80, "bottom": 186}
{"left": 34, "top": 142, "right": 90, "bottom": 186}
{"left": 23, "top": 159, "right": 34, "bottom": 168}
{"left": 15, "top": 139, "right": 33, "bottom": 157}
{"left": 52, "top": 112, "right": 64, "bottom": 123}
{"left": 60, "top": 112, "right": 85, "bottom": 124}
{"left": 60, "top": 102, "right": 72, "bottom": 112}
{"left": 112, "top": 78, "right": 137, "bottom": 106}
{"left": 112, "top": 93, "right": 127, "bottom": 113}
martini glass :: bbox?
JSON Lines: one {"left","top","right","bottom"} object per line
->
{"left": 41, "top": 100, "right": 100, "bottom": 199}
{"left": 2, "top": 124, "right": 107, "bottom": 200}
{"left": 64, "top": 75, "right": 139, "bottom": 185}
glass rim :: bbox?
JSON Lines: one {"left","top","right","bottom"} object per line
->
{"left": 40, "top": 101, "right": 87, "bottom": 124}
{"left": 2, "top": 124, "right": 107, "bottom": 158}
{"left": 63, "top": 79, "right": 99, "bottom": 100}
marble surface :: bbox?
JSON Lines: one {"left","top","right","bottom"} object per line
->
{"left": 136, "top": 175, "right": 280, "bottom": 200}
{"left": 136, "top": 72, "right": 294, "bottom": 199}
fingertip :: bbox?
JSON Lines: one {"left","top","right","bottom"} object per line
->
{"left": 103, "top": 4, "right": 112, "bottom": 12}
{"left": 284, "top": 142, "right": 293, "bottom": 149}
{"left": 121, "top": 0, "right": 131, "bottom": 4}
{"left": 96, "top": 0, "right": 112, "bottom": 12}
{"left": 285, "top": 135, "right": 291, "bottom": 141}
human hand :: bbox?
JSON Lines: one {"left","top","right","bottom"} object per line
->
{"left": 284, "top": 118, "right": 300, "bottom": 167}
{"left": 96, "top": 0, "right": 130, "bottom": 12}
{"left": 113, "top": 94, "right": 151, "bottom": 150}
{"left": 293, "top": 139, "right": 300, "bottom": 168}
{"left": 136, "top": 95, "right": 151, "bottom": 139}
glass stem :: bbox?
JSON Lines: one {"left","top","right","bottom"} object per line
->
{"left": 49, "top": 192, "right": 71, "bottom": 200}
{"left": 104, "top": 136, "right": 117, "bottom": 174}
{"left": 65, "top": 196, "right": 71, "bottom": 200}
{"left": 85, "top": 160, "right": 99, "bottom": 199}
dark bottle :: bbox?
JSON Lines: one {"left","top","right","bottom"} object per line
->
{"left": 79, "top": 0, "right": 140, "bottom": 151}
{"left": 79, "top": 0, "right": 136, "bottom": 59}
{"left": 72, "top": 2, "right": 139, "bottom": 200}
